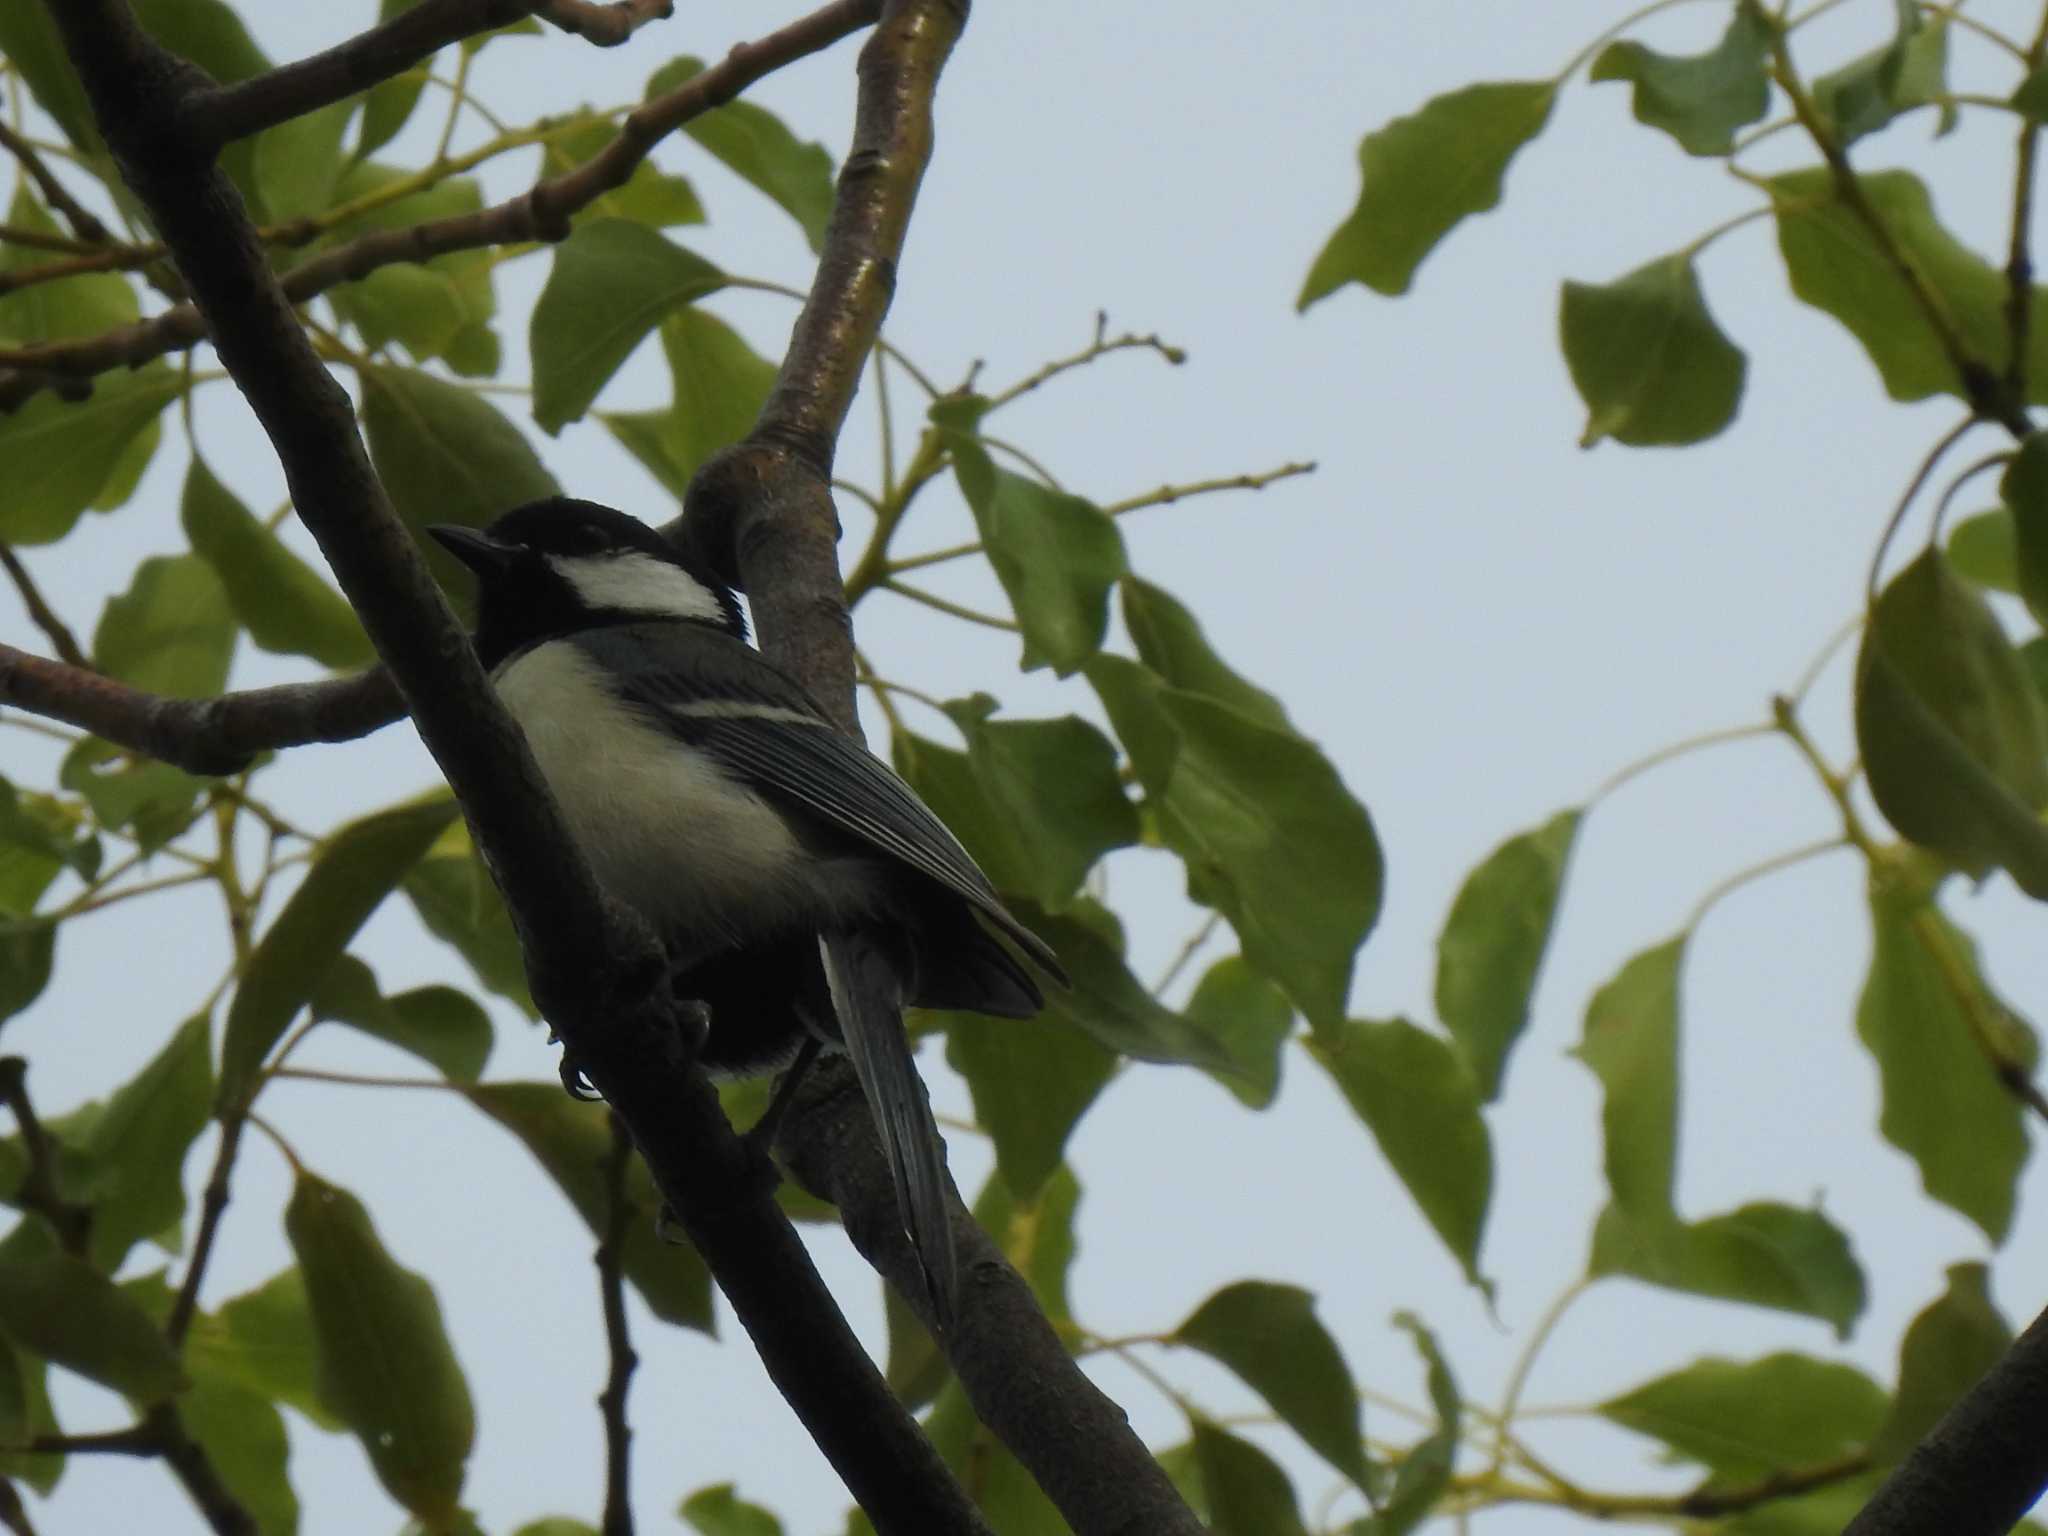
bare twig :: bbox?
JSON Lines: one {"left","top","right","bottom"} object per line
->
{"left": 164, "top": 1118, "right": 245, "bottom": 1347}
{"left": 193, "top": 0, "right": 550, "bottom": 148}
{"left": 597, "top": 1111, "right": 638, "bottom": 1536}
{"left": 542, "top": 0, "right": 673, "bottom": 46}
{"left": 0, "top": 120, "right": 113, "bottom": 244}
{"left": 0, "top": 1057, "right": 92, "bottom": 1258}
{"left": 0, "top": 647, "right": 404, "bottom": 775}
{"left": 0, "top": 545, "right": 90, "bottom": 668}
{"left": 985, "top": 313, "right": 1187, "bottom": 409}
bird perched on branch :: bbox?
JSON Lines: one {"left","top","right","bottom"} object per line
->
{"left": 431, "top": 497, "right": 1066, "bottom": 1320}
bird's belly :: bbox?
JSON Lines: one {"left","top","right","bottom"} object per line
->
{"left": 494, "top": 643, "right": 808, "bottom": 947}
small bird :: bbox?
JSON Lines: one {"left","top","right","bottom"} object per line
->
{"left": 430, "top": 497, "right": 1065, "bottom": 1318}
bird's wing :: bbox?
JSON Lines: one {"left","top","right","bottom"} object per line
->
{"left": 575, "top": 624, "right": 1066, "bottom": 983}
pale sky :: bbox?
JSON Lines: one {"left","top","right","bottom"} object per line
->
{"left": 8, "top": 2, "right": 2048, "bottom": 1533}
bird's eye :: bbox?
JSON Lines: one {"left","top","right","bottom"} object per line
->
{"left": 570, "top": 524, "right": 609, "bottom": 554}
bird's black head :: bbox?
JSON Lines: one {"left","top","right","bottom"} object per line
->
{"left": 429, "top": 498, "right": 745, "bottom": 667}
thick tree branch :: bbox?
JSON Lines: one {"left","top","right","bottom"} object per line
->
{"left": 1845, "top": 1299, "right": 2048, "bottom": 1536}
{"left": 0, "top": 0, "right": 880, "bottom": 412}
{"left": 41, "top": 5, "right": 987, "bottom": 1531}
{"left": 0, "top": 646, "right": 403, "bottom": 775}
{"left": 541, "top": 0, "right": 673, "bottom": 47}
{"left": 779, "top": 1061, "right": 1207, "bottom": 1536}
{"left": 191, "top": 0, "right": 551, "bottom": 149}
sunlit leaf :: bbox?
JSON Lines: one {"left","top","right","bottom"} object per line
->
{"left": 540, "top": 114, "right": 705, "bottom": 230}
{"left": 1591, "top": 1200, "right": 1868, "bottom": 1337}
{"left": 946, "top": 1014, "right": 1112, "bottom": 1205}
{"left": 0, "top": 188, "right": 138, "bottom": 344}
{"left": 1600, "top": 1353, "right": 1888, "bottom": 1479}
{"left": 310, "top": 955, "right": 493, "bottom": 1082}
{"left": 180, "top": 1370, "right": 299, "bottom": 1536}
{"left": 1301, "top": 81, "right": 1557, "bottom": 305}
{"left": 1855, "top": 549, "right": 2048, "bottom": 894}
{"left": 1121, "top": 577, "right": 1289, "bottom": 730}
{"left": 1371, "top": 1312, "right": 1459, "bottom": 1536}
{"left": 253, "top": 98, "right": 353, "bottom": 223}
{"left": 187, "top": 1267, "right": 343, "bottom": 1431}
{"left": 181, "top": 459, "right": 373, "bottom": 670}
{"left": 1436, "top": 808, "right": 1579, "bottom": 1098}
{"left": 530, "top": 219, "right": 725, "bottom": 432}
{"left": 1310, "top": 1018, "right": 1491, "bottom": 1285}
{"left": 1560, "top": 255, "right": 1746, "bottom": 446}
{"left": 1871, "top": 1262, "right": 2010, "bottom": 1463}
{"left": 1811, "top": 0, "right": 1951, "bottom": 145}
{"left": 1183, "top": 956, "right": 1292, "bottom": 1109}
{"left": 1948, "top": 508, "right": 2016, "bottom": 594}
{"left": 94, "top": 554, "right": 238, "bottom": 699}
{"left": 1589, "top": 0, "right": 1771, "bottom": 155}
{"left": 286, "top": 1172, "right": 473, "bottom": 1524}
{"left": 601, "top": 308, "right": 778, "bottom": 500}
{"left": 648, "top": 57, "right": 836, "bottom": 250}
{"left": 1189, "top": 1420, "right": 1310, "bottom": 1536}
{"left": 1856, "top": 887, "right": 2029, "bottom": 1241}
{"left": 220, "top": 796, "right": 460, "bottom": 1110}
{"left": 0, "top": 367, "right": 182, "bottom": 544}
{"left": 69, "top": 1012, "right": 211, "bottom": 1272}
{"left": 1576, "top": 934, "right": 1686, "bottom": 1225}
{"left": 680, "top": 1484, "right": 784, "bottom": 1536}
{"left": 1175, "top": 1282, "right": 1368, "bottom": 1492}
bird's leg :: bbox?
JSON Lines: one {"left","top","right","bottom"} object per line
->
{"left": 744, "top": 1036, "right": 823, "bottom": 1159}
{"left": 549, "top": 1029, "right": 604, "bottom": 1102}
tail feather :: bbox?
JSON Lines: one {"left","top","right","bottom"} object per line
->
{"left": 818, "top": 931, "right": 957, "bottom": 1321}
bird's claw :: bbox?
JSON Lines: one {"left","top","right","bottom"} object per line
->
{"left": 557, "top": 1049, "right": 602, "bottom": 1102}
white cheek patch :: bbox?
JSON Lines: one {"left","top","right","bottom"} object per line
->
{"left": 553, "top": 551, "right": 727, "bottom": 624}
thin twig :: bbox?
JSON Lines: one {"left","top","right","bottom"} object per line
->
{"left": 0, "top": 545, "right": 89, "bottom": 668}
{"left": 1099, "top": 461, "right": 1318, "bottom": 518}
{"left": 597, "top": 1111, "right": 639, "bottom": 1536}
{"left": 2004, "top": 2, "right": 2048, "bottom": 398}
{"left": 984, "top": 313, "right": 1186, "bottom": 409}
{"left": 0, "top": 1058, "right": 93, "bottom": 1257}
{"left": 0, "top": 119, "right": 112, "bottom": 243}
{"left": 881, "top": 579, "right": 1018, "bottom": 631}
{"left": 164, "top": 1118, "right": 244, "bottom": 1347}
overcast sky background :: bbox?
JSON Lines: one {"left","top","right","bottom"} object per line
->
{"left": 7, "top": 1, "right": 2048, "bottom": 1532}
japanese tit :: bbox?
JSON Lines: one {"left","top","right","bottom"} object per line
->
{"left": 429, "top": 497, "right": 1066, "bottom": 1318}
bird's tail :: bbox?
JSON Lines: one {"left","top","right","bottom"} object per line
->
{"left": 818, "top": 931, "right": 957, "bottom": 1322}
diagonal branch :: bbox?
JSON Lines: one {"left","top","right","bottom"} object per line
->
{"left": 0, "top": 546, "right": 90, "bottom": 669}
{"left": 0, "top": 1057, "right": 93, "bottom": 1259}
{"left": 1845, "top": 1297, "right": 2048, "bottom": 1536}
{"left": 0, "top": 0, "right": 880, "bottom": 412}
{"left": 191, "top": 0, "right": 550, "bottom": 150}
{"left": 0, "top": 120, "right": 113, "bottom": 245}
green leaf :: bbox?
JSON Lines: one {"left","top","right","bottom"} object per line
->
{"left": 2015, "top": 63, "right": 2048, "bottom": 122}
{"left": 1998, "top": 432, "right": 2048, "bottom": 627}
{"left": 924, "top": 1380, "right": 1066, "bottom": 1535}
{"left": 0, "top": 187, "right": 139, "bottom": 345}
{"left": 0, "top": 1334, "right": 62, "bottom": 1494}
{"left": 680, "top": 1484, "right": 784, "bottom": 1536}
{"left": 220, "top": 796, "right": 461, "bottom": 1109}
{"left": 600, "top": 307, "right": 778, "bottom": 500}
{"left": 180, "top": 1371, "right": 299, "bottom": 1536}
{"left": 540, "top": 114, "right": 705, "bottom": 230}
{"left": 1771, "top": 168, "right": 2048, "bottom": 405}
{"left": 1301, "top": 81, "right": 1557, "bottom": 305}
{"left": 1600, "top": 1353, "right": 1888, "bottom": 1480}
{"left": 253, "top": 98, "right": 353, "bottom": 223}
{"left": 1189, "top": 1420, "right": 1310, "bottom": 1536}
{"left": 404, "top": 833, "right": 536, "bottom": 1016}
{"left": 186, "top": 1267, "right": 344, "bottom": 1431}
{"left": 946, "top": 1014, "right": 1113, "bottom": 1205}
{"left": 356, "top": 0, "right": 428, "bottom": 161}
{"left": 0, "top": 366, "right": 182, "bottom": 544}
{"left": 1856, "top": 888, "right": 2029, "bottom": 1241}
{"left": 1588, "top": 0, "right": 1771, "bottom": 155}
{"left": 1183, "top": 956, "right": 1292, "bottom": 1109}
{"left": 321, "top": 164, "right": 495, "bottom": 364}
{"left": 1088, "top": 656, "right": 1382, "bottom": 1028}
{"left": 71, "top": 1012, "right": 212, "bottom": 1272}
{"left": 467, "top": 1083, "right": 714, "bottom": 1330}
{"left": 947, "top": 433, "right": 1127, "bottom": 674}
{"left": 0, "top": 1251, "right": 185, "bottom": 1400}
{"left": 1576, "top": 936, "right": 1686, "bottom": 1224}
{"left": 1560, "top": 255, "right": 1747, "bottom": 446}
{"left": 947, "top": 702, "right": 1138, "bottom": 908}
{"left": 1948, "top": 508, "right": 2017, "bottom": 593}
{"left": 649, "top": 58, "right": 836, "bottom": 250}
{"left": 94, "top": 554, "right": 238, "bottom": 698}
{"left": 511, "top": 1523, "right": 599, "bottom": 1536}
{"left": 1370, "top": 1312, "right": 1459, "bottom": 1536}
{"left": 1435, "top": 808, "right": 1579, "bottom": 1099}
{"left": 181, "top": 459, "right": 373, "bottom": 670}
{"left": 286, "top": 1171, "right": 473, "bottom": 1523}
{"left": 530, "top": 220, "right": 726, "bottom": 433}
{"left": 1121, "top": 577, "right": 1289, "bottom": 730}
{"left": 0, "top": 0, "right": 99, "bottom": 151}
{"left": 311, "top": 955, "right": 493, "bottom": 1082}
{"left": 1008, "top": 899, "right": 1238, "bottom": 1074}
{"left": 1590, "top": 1200, "right": 1868, "bottom": 1336}
{"left": 60, "top": 739, "right": 201, "bottom": 853}
{"left": 1175, "top": 1282, "right": 1368, "bottom": 1492}
{"left": 1811, "top": 0, "right": 1950, "bottom": 145}
{"left": 90, "top": 415, "right": 162, "bottom": 513}
{"left": 1309, "top": 1018, "right": 1492, "bottom": 1285}
{"left": 1871, "top": 1262, "right": 2010, "bottom": 1463}
{"left": 1855, "top": 549, "right": 2048, "bottom": 894}
{"left": 361, "top": 367, "right": 560, "bottom": 588}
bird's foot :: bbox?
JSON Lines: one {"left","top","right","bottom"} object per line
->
{"left": 553, "top": 1035, "right": 603, "bottom": 1102}
{"left": 667, "top": 995, "right": 712, "bottom": 1066}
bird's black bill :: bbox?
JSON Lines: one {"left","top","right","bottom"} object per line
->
{"left": 427, "top": 523, "right": 519, "bottom": 575}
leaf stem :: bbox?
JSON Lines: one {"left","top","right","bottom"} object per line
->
{"left": 880, "top": 579, "right": 1019, "bottom": 632}
{"left": 982, "top": 312, "right": 1186, "bottom": 410}
{"left": 1588, "top": 722, "right": 1777, "bottom": 807}
{"left": 1866, "top": 415, "right": 1979, "bottom": 605}
{"left": 1684, "top": 837, "right": 1849, "bottom": 931}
